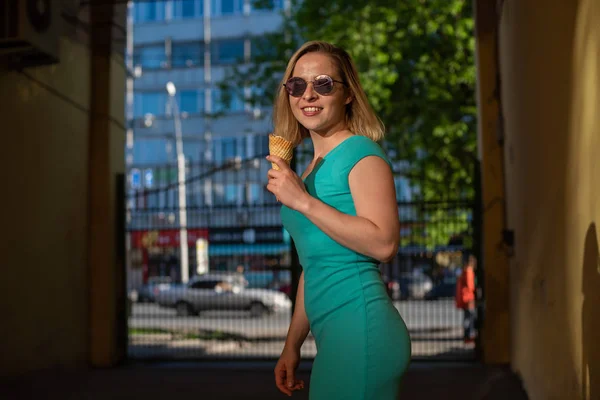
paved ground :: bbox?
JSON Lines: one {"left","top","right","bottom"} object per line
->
{"left": 131, "top": 300, "right": 462, "bottom": 337}
{"left": 128, "top": 330, "right": 474, "bottom": 360}
{"left": 2, "top": 361, "right": 529, "bottom": 400}
{"left": 130, "top": 300, "right": 471, "bottom": 359}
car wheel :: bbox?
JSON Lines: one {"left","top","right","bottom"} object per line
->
{"left": 249, "top": 302, "right": 267, "bottom": 318}
{"left": 175, "top": 301, "right": 194, "bottom": 317}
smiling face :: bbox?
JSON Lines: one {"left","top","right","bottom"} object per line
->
{"left": 288, "top": 52, "right": 353, "bottom": 136}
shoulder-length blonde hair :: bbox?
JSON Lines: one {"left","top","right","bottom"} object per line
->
{"left": 272, "top": 41, "right": 385, "bottom": 146}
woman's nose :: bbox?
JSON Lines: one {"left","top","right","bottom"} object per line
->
{"left": 303, "top": 83, "right": 317, "bottom": 101}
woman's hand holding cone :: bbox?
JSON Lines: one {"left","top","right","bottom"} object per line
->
{"left": 266, "top": 155, "right": 310, "bottom": 212}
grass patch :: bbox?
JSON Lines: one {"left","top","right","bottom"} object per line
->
{"left": 196, "top": 330, "right": 240, "bottom": 340}
{"left": 129, "top": 327, "right": 171, "bottom": 335}
{"left": 129, "top": 327, "right": 244, "bottom": 341}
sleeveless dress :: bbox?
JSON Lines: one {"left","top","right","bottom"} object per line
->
{"left": 280, "top": 135, "right": 411, "bottom": 400}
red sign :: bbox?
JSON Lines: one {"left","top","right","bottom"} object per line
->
{"left": 130, "top": 229, "right": 209, "bottom": 249}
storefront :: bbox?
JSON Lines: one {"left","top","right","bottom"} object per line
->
{"left": 128, "top": 228, "right": 209, "bottom": 285}
{"left": 207, "top": 226, "right": 291, "bottom": 272}
{"left": 127, "top": 226, "right": 289, "bottom": 286}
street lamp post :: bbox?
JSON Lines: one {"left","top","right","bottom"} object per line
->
{"left": 166, "top": 82, "right": 189, "bottom": 283}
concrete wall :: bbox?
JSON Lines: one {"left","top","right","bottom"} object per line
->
{"left": 498, "top": 0, "right": 600, "bottom": 399}
{"left": 0, "top": 37, "right": 93, "bottom": 375}
{"left": 0, "top": 21, "right": 126, "bottom": 375}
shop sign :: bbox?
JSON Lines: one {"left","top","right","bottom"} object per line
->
{"left": 196, "top": 238, "right": 209, "bottom": 275}
{"left": 130, "top": 228, "right": 209, "bottom": 248}
{"left": 208, "top": 227, "right": 284, "bottom": 244}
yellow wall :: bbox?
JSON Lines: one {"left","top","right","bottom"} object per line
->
{"left": 474, "top": 0, "right": 511, "bottom": 364}
{"left": 498, "top": 0, "right": 600, "bottom": 399}
{"left": 0, "top": 37, "right": 92, "bottom": 375}
{"left": 0, "top": 32, "right": 126, "bottom": 376}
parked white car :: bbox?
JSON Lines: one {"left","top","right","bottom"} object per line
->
{"left": 407, "top": 273, "right": 434, "bottom": 299}
{"left": 155, "top": 274, "right": 291, "bottom": 317}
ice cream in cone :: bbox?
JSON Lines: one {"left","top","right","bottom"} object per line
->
{"left": 268, "top": 134, "right": 294, "bottom": 170}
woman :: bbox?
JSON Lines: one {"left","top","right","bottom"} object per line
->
{"left": 266, "top": 41, "right": 411, "bottom": 399}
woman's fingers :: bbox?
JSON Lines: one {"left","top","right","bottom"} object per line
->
{"left": 291, "top": 379, "right": 305, "bottom": 390}
{"left": 274, "top": 364, "right": 293, "bottom": 396}
{"left": 266, "top": 155, "right": 290, "bottom": 172}
{"left": 267, "top": 168, "right": 283, "bottom": 180}
{"left": 285, "top": 361, "right": 297, "bottom": 389}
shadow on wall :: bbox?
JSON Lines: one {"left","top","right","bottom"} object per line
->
{"left": 581, "top": 223, "right": 599, "bottom": 400}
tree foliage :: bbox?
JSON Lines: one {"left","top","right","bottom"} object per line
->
{"left": 222, "top": 0, "right": 478, "bottom": 247}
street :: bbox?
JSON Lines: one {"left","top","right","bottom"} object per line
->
{"left": 128, "top": 299, "right": 474, "bottom": 360}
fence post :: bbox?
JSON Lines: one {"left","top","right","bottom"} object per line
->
{"left": 472, "top": 159, "right": 484, "bottom": 361}
{"left": 115, "top": 173, "right": 128, "bottom": 364}
{"left": 289, "top": 147, "right": 302, "bottom": 316}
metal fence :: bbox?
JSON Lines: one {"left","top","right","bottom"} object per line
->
{"left": 125, "top": 155, "right": 479, "bottom": 361}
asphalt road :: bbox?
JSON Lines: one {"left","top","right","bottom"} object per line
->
{"left": 128, "top": 299, "right": 473, "bottom": 359}
{"left": 129, "top": 299, "right": 463, "bottom": 337}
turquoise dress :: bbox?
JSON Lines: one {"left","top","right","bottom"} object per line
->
{"left": 281, "top": 135, "right": 411, "bottom": 400}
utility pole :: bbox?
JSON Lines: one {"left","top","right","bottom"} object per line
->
{"left": 166, "top": 82, "right": 189, "bottom": 283}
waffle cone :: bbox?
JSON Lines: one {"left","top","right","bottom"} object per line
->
{"left": 268, "top": 134, "right": 294, "bottom": 170}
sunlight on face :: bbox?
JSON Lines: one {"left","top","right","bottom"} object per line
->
{"left": 289, "top": 52, "right": 351, "bottom": 135}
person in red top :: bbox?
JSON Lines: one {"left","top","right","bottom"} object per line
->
{"left": 455, "top": 254, "right": 477, "bottom": 343}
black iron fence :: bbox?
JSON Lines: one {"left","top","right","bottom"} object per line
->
{"left": 125, "top": 155, "right": 479, "bottom": 361}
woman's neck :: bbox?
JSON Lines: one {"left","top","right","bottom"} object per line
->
{"left": 309, "top": 128, "right": 353, "bottom": 159}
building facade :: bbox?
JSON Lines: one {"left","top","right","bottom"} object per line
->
{"left": 125, "top": 0, "right": 290, "bottom": 288}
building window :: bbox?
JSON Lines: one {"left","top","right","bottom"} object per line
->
{"left": 212, "top": 139, "right": 222, "bottom": 165}
{"left": 212, "top": 0, "right": 243, "bottom": 16}
{"left": 236, "top": 135, "right": 246, "bottom": 160}
{"left": 247, "top": 183, "right": 261, "bottom": 204}
{"left": 134, "top": 0, "right": 165, "bottom": 22}
{"left": 178, "top": 90, "right": 203, "bottom": 114}
{"left": 172, "top": 0, "right": 203, "bottom": 19}
{"left": 213, "top": 183, "right": 225, "bottom": 205}
{"left": 182, "top": 141, "right": 202, "bottom": 164}
{"left": 212, "top": 88, "right": 245, "bottom": 113}
{"left": 394, "top": 176, "right": 411, "bottom": 201}
{"left": 222, "top": 137, "right": 236, "bottom": 161}
{"left": 245, "top": 134, "right": 255, "bottom": 159}
{"left": 203, "top": 180, "right": 213, "bottom": 206}
{"left": 132, "top": 138, "right": 172, "bottom": 164}
{"left": 253, "top": 134, "right": 269, "bottom": 158}
{"left": 134, "top": 92, "right": 167, "bottom": 117}
{"left": 212, "top": 39, "right": 245, "bottom": 65}
{"left": 251, "top": 0, "right": 284, "bottom": 12}
{"left": 134, "top": 45, "right": 167, "bottom": 69}
{"left": 172, "top": 42, "right": 204, "bottom": 67}
{"left": 187, "top": 181, "right": 204, "bottom": 207}
{"left": 251, "top": 37, "right": 277, "bottom": 60}
{"left": 246, "top": 85, "right": 267, "bottom": 112}
{"left": 214, "top": 184, "right": 243, "bottom": 206}
{"left": 224, "top": 184, "right": 240, "bottom": 205}
{"left": 212, "top": 136, "right": 247, "bottom": 165}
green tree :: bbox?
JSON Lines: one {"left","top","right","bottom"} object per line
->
{"left": 222, "top": 0, "right": 477, "bottom": 248}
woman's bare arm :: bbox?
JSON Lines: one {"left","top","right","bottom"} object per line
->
{"left": 283, "top": 271, "right": 310, "bottom": 351}
{"left": 299, "top": 156, "right": 400, "bottom": 262}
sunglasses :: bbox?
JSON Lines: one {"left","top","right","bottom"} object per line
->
{"left": 283, "top": 74, "right": 347, "bottom": 97}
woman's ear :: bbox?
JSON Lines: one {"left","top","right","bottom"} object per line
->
{"left": 345, "top": 90, "right": 353, "bottom": 105}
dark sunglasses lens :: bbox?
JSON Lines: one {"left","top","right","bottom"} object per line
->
{"left": 313, "top": 76, "right": 334, "bottom": 94}
{"left": 285, "top": 78, "right": 307, "bottom": 97}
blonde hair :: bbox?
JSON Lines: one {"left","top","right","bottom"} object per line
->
{"left": 272, "top": 41, "right": 385, "bottom": 146}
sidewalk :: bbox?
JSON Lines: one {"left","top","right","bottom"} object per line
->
{"left": 2, "top": 361, "right": 528, "bottom": 400}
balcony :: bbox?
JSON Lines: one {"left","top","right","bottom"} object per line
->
{"left": 210, "top": 12, "right": 283, "bottom": 39}
{"left": 134, "top": 67, "right": 206, "bottom": 90}
{"left": 132, "top": 110, "right": 272, "bottom": 138}
{"left": 133, "top": 65, "right": 233, "bottom": 91}
{"left": 133, "top": 12, "right": 283, "bottom": 45}
{"left": 134, "top": 19, "right": 205, "bottom": 45}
